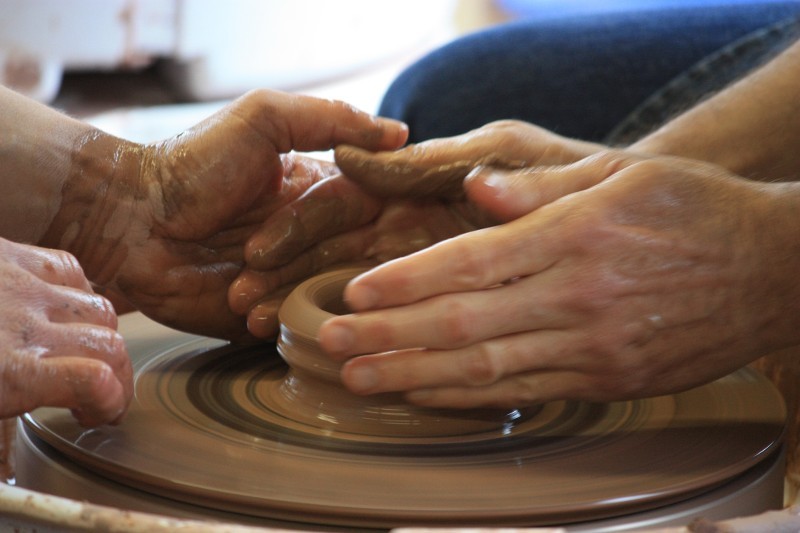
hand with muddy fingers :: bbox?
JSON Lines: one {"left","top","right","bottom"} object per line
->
{"left": 0, "top": 238, "right": 132, "bottom": 427}
{"left": 317, "top": 151, "right": 800, "bottom": 408}
{"left": 49, "top": 89, "right": 408, "bottom": 343}
{"left": 333, "top": 120, "right": 604, "bottom": 209}
{"left": 230, "top": 120, "right": 603, "bottom": 339}
{"left": 228, "top": 172, "right": 490, "bottom": 338}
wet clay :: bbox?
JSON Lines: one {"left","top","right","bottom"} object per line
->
{"left": 335, "top": 144, "right": 529, "bottom": 199}
{"left": 40, "top": 130, "right": 143, "bottom": 286}
{"left": 276, "top": 267, "right": 524, "bottom": 437}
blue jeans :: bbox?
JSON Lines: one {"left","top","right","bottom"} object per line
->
{"left": 379, "top": 1, "right": 800, "bottom": 143}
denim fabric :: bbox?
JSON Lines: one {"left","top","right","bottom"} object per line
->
{"left": 606, "top": 14, "right": 800, "bottom": 144}
{"left": 379, "top": 1, "right": 800, "bottom": 143}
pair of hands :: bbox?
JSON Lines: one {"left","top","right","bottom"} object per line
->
{"left": 4, "top": 89, "right": 408, "bottom": 425}
{"left": 16, "top": 90, "right": 793, "bottom": 425}
{"left": 237, "top": 120, "right": 798, "bottom": 409}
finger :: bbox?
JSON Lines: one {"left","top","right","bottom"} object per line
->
{"left": 40, "top": 357, "right": 128, "bottom": 427}
{"left": 339, "top": 328, "right": 576, "bottom": 396}
{"left": 7, "top": 243, "right": 92, "bottom": 292}
{"left": 245, "top": 175, "right": 382, "bottom": 270}
{"left": 246, "top": 298, "right": 283, "bottom": 339}
{"left": 232, "top": 228, "right": 375, "bottom": 315}
{"left": 320, "top": 276, "right": 572, "bottom": 358}
{"left": 45, "top": 323, "right": 134, "bottom": 409}
{"left": 403, "top": 371, "right": 586, "bottom": 409}
{"left": 229, "top": 270, "right": 283, "bottom": 316}
{"left": 342, "top": 151, "right": 642, "bottom": 311}
{"left": 245, "top": 89, "right": 408, "bottom": 153}
{"left": 333, "top": 121, "right": 542, "bottom": 199}
{"left": 45, "top": 285, "right": 118, "bottom": 329}
{"left": 342, "top": 221, "right": 544, "bottom": 312}
{"left": 464, "top": 158, "right": 613, "bottom": 222}
{"left": 335, "top": 144, "right": 474, "bottom": 199}
{"left": 26, "top": 324, "right": 133, "bottom": 427}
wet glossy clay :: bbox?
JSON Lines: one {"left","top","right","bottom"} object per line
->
{"left": 276, "top": 267, "right": 526, "bottom": 438}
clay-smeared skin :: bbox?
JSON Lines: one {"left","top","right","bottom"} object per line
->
{"left": 335, "top": 144, "right": 530, "bottom": 199}
{"left": 231, "top": 121, "right": 608, "bottom": 339}
{"left": 41, "top": 132, "right": 335, "bottom": 342}
{"left": 333, "top": 120, "right": 605, "bottom": 201}
{"left": 36, "top": 90, "right": 409, "bottom": 342}
{"left": 40, "top": 132, "right": 142, "bottom": 288}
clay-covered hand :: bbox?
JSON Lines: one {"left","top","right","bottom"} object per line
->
{"left": 333, "top": 119, "right": 604, "bottom": 207}
{"left": 318, "top": 151, "right": 800, "bottom": 408}
{"left": 42, "top": 90, "right": 407, "bottom": 342}
{"left": 0, "top": 238, "right": 132, "bottom": 426}
{"left": 230, "top": 120, "right": 602, "bottom": 338}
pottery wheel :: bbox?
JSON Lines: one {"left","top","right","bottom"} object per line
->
{"left": 23, "top": 313, "right": 785, "bottom": 529}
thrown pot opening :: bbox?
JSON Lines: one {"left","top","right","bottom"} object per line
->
{"left": 316, "top": 284, "right": 351, "bottom": 316}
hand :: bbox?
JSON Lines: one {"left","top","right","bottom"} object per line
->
{"left": 229, "top": 173, "right": 488, "bottom": 338}
{"left": 0, "top": 238, "right": 132, "bottom": 426}
{"left": 231, "top": 120, "right": 602, "bottom": 338}
{"left": 334, "top": 119, "right": 603, "bottom": 219}
{"left": 42, "top": 89, "right": 408, "bottom": 341}
{"left": 318, "top": 151, "right": 800, "bottom": 408}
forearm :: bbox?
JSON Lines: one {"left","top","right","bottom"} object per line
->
{"left": 0, "top": 85, "right": 96, "bottom": 242}
{"left": 632, "top": 39, "right": 800, "bottom": 181}
{"left": 0, "top": 85, "right": 143, "bottom": 284}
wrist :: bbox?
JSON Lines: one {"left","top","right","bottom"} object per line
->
{"left": 748, "top": 181, "right": 800, "bottom": 351}
{"left": 630, "top": 124, "right": 762, "bottom": 179}
{"left": 39, "top": 130, "right": 147, "bottom": 287}
{"left": 0, "top": 86, "right": 96, "bottom": 243}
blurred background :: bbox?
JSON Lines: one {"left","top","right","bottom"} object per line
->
{"left": 0, "top": 0, "right": 727, "bottom": 142}
{"left": 0, "top": 0, "right": 503, "bottom": 142}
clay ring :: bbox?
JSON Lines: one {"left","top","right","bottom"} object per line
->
{"left": 277, "top": 266, "right": 367, "bottom": 383}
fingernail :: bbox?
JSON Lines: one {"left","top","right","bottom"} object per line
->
{"left": 320, "top": 323, "right": 354, "bottom": 355}
{"left": 345, "top": 365, "right": 379, "bottom": 393}
{"left": 468, "top": 167, "right": 509, "bottom": 200}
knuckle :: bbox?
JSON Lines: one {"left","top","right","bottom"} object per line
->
{"left": 52, "top": 250, "right": 89, "bottom": 289}
{"left": 447, "top": 241, "right": 493, "bottom": 290}
{"left": 75, "top": 326, "right": 126, "bottom": 360}
{"left": 581, "top": 330, "right": 623, "bottom": 362}
{"left": 362, "top": 318, "right": 398, "bottom": 352}
{"left": 96, "top": 295, "right": 119, "bottom": 328}
{"left": 584, "top": 149, "right": 630, "bottom": 173}
{"left": 330, "top": 98, "right": 361, "bottom": 118}
{"left": 472, "top": 120, "right": 531, "bottom": 159}
{"left": 460, "top": 345, "right": 503, "bottom": 386}
{"left": 105, "top": 330, "right": 128, "bottom": 359}
{"left": 555, "top": 274, "right": 615, "bottom": 316}
{"left": 8, "top": 311, "right": 46, "bottom": 349}
{"left": 503, "top": 378, "right": 542, "bottom": 407}
{"left": 437, "top": 299, "right": 479, "bottom": 346}
{"left": 56, "top": 249, "right": 82, "bottom": 274}
{"left": 480, "top": 119, "right": 527, "bottom": 136}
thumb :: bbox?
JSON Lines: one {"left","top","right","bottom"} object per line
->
{"left": 245, "top": 90, "right": 409, "bottom": 154}
{"left": 464, "top": 151, "right": 641, "bottom": 221}
{"left": 334, "top": 144, "right": 472, "bottom": 200}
